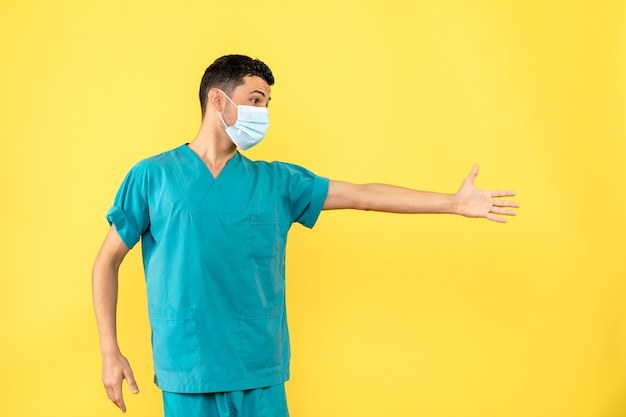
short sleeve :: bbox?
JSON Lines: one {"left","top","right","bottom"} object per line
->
{"left": 106, "top": 163, "right": 150, "bottom": 249}
{"left": 280, "top": 163, "right": 330, "bottom": 228}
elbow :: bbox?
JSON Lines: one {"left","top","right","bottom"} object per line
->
{"left": 92, "top": 251, "right": 124, "bottom": 284}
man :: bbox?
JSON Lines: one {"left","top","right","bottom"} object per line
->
{"left": 92, "top": 54, "right": 518, "bottom": 417}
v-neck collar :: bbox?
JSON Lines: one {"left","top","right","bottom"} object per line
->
{"left": 172, "top": 144, "right": 248, "bottom": 215}
{"left": 181, "top": 143, "right": 241, "bottom": 181}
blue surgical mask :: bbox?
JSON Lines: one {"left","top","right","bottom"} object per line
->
{"left": 215, "top": 90, "right": 269, "bottom": 150}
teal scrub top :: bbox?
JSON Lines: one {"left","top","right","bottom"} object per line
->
{"left": 106, "top": 144, "right": 329, "bottom": 393}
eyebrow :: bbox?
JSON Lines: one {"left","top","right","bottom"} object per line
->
{"left": 250, "top": 90, "right": 271, "bottom": 101}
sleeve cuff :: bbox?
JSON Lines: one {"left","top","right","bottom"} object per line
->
{"left": 106, "top": 205, "right": 141, "bottom": 249}
{"left": 302, "top": 176, "right": 330, "bottom": 229}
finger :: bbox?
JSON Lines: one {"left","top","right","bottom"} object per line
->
{"left": 103, "top": 379, "right": 119, "bottom": 405}
{"left": 492, "top": 199, "right": 520, "bottom": 208}
{"left": 111, "top": 383, "right": 127, "bottom": 413}
{"left": 489, "top": 189, "right": 516, "bottom": 198}
{"left": 485, "top": 213, "right": 507, "bottom": 223}
{"left": 489, "top": 206, "right": 517, "bottom": 216}
{"left": 105, "top": 386, "right": 116, "bottom": 405}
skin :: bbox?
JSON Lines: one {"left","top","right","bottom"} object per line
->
{"left": 92, "top": 75, "right": 519, "bottom": 412}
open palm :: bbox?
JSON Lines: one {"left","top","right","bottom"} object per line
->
{"left": 455, "top": 164, "right": 519, "bottom": 223}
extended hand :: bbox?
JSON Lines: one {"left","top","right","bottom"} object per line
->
{"left": 455, "top": 164, "right": 519, "bottom": 223}
{"left": 102, "top": 352, "right": 139, "bottom": 413}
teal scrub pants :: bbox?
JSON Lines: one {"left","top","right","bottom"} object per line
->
{"left": 162, "top": 384, "right": 289, "bottom": 417}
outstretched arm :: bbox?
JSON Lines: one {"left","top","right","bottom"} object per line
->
{"left": 323, "top": 164, "right": 519, "bottom": 223}
{"left": 92, "top": 226, "right": 139, "bottom": 413}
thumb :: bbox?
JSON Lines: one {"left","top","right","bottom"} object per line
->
{"left": 464, "top": 163, "right": 480, "bottom": 185}
{"left": 124, "top": 367, "right": 140, "bottom": 394}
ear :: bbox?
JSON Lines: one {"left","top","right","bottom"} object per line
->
{"left": 208, "top": 88, "right": 225, "bottom": 111}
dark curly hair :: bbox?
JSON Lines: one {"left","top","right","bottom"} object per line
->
{"left": 199, "top": 54, "right": 274, "bottom": 117}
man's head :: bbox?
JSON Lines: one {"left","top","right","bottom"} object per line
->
{"left": 199, "top": 55, "right": 274, "bottom": 118}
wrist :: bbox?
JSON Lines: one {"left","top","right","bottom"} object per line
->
{"left": 99, "top": 340, "right": 121, "bottom": 357}
{"left": 450, "top": 193, "right": 462, "bottom": 216}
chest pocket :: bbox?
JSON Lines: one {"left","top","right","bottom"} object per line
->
{"left": 249, "top": 213, "right": 283, "bottom": 259}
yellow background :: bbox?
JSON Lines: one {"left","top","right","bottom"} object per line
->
{"left": 1, "top": 1, "right": 625, "bottom": 416}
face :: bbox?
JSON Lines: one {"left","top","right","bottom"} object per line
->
{"left": 220, "top": 75, "right": 272, "bottom": 125}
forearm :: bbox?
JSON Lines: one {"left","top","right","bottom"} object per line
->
{"left": 92, "top": 259, "right": 122, "bottom": 356}
{"left": 92, "top": 227, "right": 131, "bottom": 356}
{"left": 358, "top": 183, "right": 457, "bottom": 213}
{"left": 324, "top": 181, "right": 460, "bottom": 214}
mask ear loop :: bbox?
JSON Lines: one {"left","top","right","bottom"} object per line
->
{"left": 218, "top": 89, "right": 238, "bottom": 107}
{"left": 215, "top": 110, "right": 229, "bottom": 129}
{"left": 215, "top": 89, "right": 238, "bottom": 129}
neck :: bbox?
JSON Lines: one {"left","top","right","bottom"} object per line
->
{"left": 188, "top": 116, "right": 237, "bottom": 178}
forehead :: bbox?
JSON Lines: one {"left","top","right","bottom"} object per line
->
{"left": 233, "top": 75, "right": 272, "bottom": 97}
